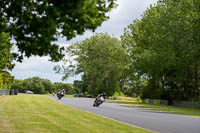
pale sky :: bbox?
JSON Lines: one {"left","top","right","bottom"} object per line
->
{"left": 11, "top": 0, "right": 158, "bottom": 83}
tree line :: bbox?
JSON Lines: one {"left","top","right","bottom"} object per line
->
{"left": 10, "top": 77, "right": 80, "bottom": 94}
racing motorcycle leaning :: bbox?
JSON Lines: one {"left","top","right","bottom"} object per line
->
{"left": 93, "top": 93, "right": 106, "bottom": 107}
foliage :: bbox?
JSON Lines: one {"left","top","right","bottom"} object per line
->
{"left": 0, "top": 0, "right": 117, "bottom": 61}
{"left": 23, "top": 77, "right": 46, "bottom": 94}
{"left": 121, "top": 0, "right": 200, "bottom": 102}
{"left": 55, "top": 33, "right": 129, "bottom": 96}
{"left": 0, "top": 71, "right": 14, "bottom": 90}
{"left": 0, "top": 32, "right": 14, "bottom": 70}
{"left": 121, "top": 78, "right": 147, "bottom": 97}
{"left": 0, "top": 26, "right": 14, "bottom": 89}
{"left": 10, "top": 79, "right": 24, "bottom": 91}
{"left": 53, "top": 82, "right": 75, "bottom": 94}
{"left": 40, "top": 78, "right": 54, "bottom": 93}
{"left": 11, "top": 77, "right": 75, "bottom": 94}
{"left": 73, "top": 80, "right": 86, "bottom": 94}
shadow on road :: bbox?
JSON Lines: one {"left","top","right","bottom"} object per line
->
{"left": 118, "top": 104, "right": 173, "bottom": 115}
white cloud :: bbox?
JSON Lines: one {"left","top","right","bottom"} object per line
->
{"left": 11, "top": 0, "right": 158, "bottom": 83}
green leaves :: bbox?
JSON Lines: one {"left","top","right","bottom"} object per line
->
{"left": 0, "top": 32, "right": 14, "bottom": 71}
{"left": 0, "top": 20, "right": 15, "bottom": 89}
{"left": 11, "top": 77, "right": 76, "bottom": 94}
{"left": 1, "top": 0, "right": 117, "bottom": 61}
{"left": 57, "top": 33, "right": 128, "bottom": 96}
{"left": 121, "top": 0, "right": 200, "bottom": 101}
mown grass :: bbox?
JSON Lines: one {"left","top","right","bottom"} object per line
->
{"left": 0, "top": 95, "right": 154, "bottom": 133}
{"left": 108, "top": 96, "right": 200, "bottom": 117}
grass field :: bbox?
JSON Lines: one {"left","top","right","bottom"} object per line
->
{"left": 108, "top": 96, "right": 200, "bottom": 117}
{"left": 0, "top": 95, "right": 154, "bottom": 133}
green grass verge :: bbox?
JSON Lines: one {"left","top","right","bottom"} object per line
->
{"left": 0, "top": 95, "right": 154, "bottom": 133}
{"left": 107, "top": 97, "right": 200, "bottom": 117}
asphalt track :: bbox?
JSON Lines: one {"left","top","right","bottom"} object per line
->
{"left": 50, "top": 96, "right": 200, "bottom": 133}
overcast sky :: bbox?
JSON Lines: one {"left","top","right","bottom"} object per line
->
{"left": 11, "top": 0, "right": 158, "bottom": 83}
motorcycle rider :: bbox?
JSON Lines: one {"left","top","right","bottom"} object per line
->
{"left": 57, "top": 89, "right": 61, "bottom": 98}
{"left": 57, "top": 89, "right": 61, "bottom": 95}
{"left": 99, "top": 93, "right": 106, "bottom": 100}
{"left": 94, "top": 93, "right": 106, "bottom": 106}
{"left": 62, "top": 89, "right": 65, "bottom": 96}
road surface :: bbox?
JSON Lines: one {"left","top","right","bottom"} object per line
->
{"left": 50, "top": 96, "right": 200, "bottom": 133}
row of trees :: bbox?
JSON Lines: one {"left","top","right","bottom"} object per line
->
{"left": 11, "top": 77, "right": 79, "bottom": 94}
{"left": 56, "top": 0, "right": 200, "bottom": 102}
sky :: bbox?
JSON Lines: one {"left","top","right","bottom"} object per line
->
{"left": 11, "top": 0, "right": 158, "bottom": 83}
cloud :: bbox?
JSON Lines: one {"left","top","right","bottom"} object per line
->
{"left": 11, "top": 56, "right": 80, "bottom": 83}
{"left": 11, "top": 0, "right": 158, "bottom": 83}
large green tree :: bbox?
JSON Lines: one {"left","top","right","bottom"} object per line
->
{"left": 0, "top": 0, "right": 117, "bottom": 61}
{"left": 55, "top": 33, "right": 128, "bottom": 96}
{"left": 121, "top": 0, "right": 200, "bottom": 102}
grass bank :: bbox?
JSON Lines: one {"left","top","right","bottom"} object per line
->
{"left": 108, "top": 96, "right": 200, "bottom": 117}
{"left": 0, "top": 95, "right": 153, "bottom": 133}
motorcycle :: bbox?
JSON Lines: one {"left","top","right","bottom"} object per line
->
{"left": 93, "top": 95, "right": 105, "bottom": 107}
{"left": 57, "top": 91, "right": 65, "bottom": 100}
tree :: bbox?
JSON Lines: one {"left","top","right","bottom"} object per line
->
{"left": 0, "top": 71, "right": 14, "bottom": 89}
{"left": 55, "top": 33, "right": 128, "bottom": 96}
{"left": 10, "top": 79, "right": 24, "bottom": 92}
{"left": 0, "top": 0, "right": 117, "bottom": 61}
{"left": 73, "top": 80, "right": 85, "bottom": 94}
{"left": 121, "top": 0, "right": 200, "bottom": 101}
{"left": 53, "top": 82, "right": 75, "bottom": 94}
{"left": 10, "top": 77, "right": 76, "bottom": 94}
{"left": 0, "top": 32, "right": 14, "bottom": 71}
{"left": 24, "top": 77, "right": 45, "bottom": 94}
{"left": 40, "top": 79, "right": 53, "bottom": 93}
{"left": 0, "top": 25, "right": 14, "bottom": 89}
